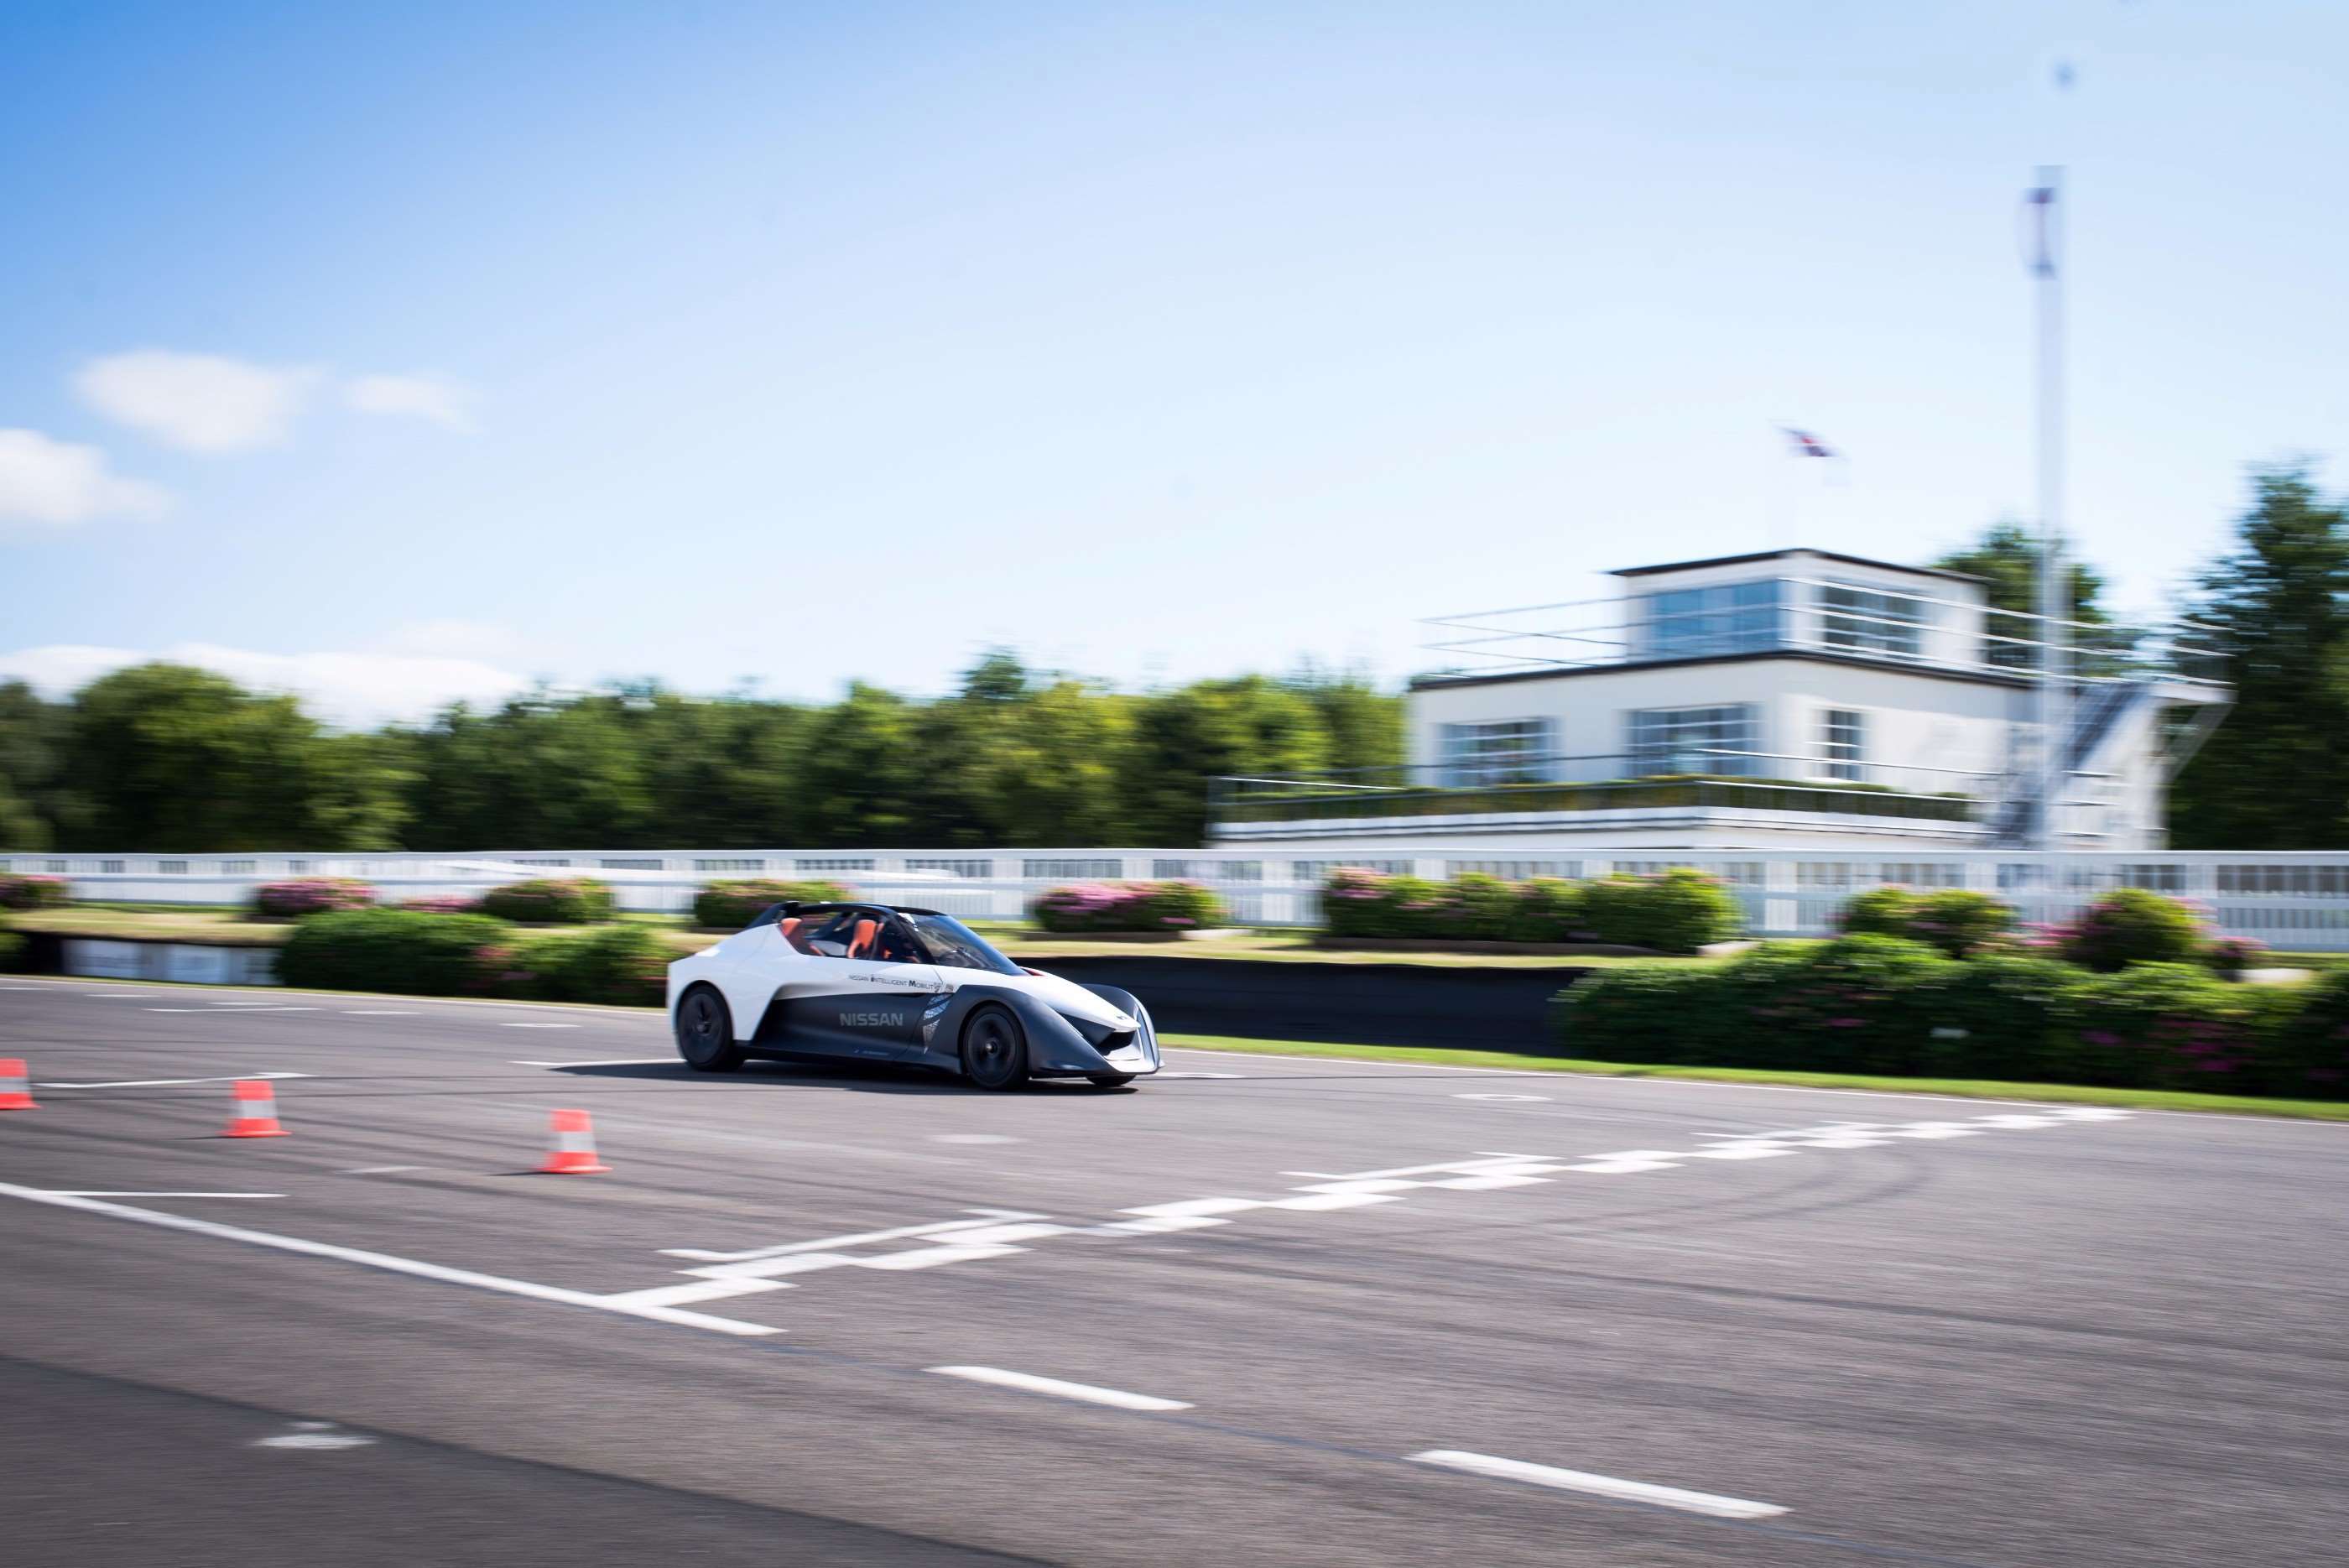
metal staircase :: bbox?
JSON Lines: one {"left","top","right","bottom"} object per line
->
{"left": 1987, "top": 680, "right": 2147, "bottom": 846}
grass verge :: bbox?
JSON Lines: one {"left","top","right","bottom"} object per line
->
{"left": 1159, "top": 1033, "right": 2349, "bottom": 1122}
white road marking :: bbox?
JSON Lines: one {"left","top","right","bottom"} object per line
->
{"left": 341, "top": 1166, "right": 423, "bottom": 1175}
{"left": 256, "top": 1421, "right": 375, "bottom": 1451}
{"left": 341, "top": 1009, "right": 419, "bottom": 1016}
{"left": 0, "top": 1182, "right": 779, "bottom": 1337}
{"left": 52, "top": 1191, "right": 284, "bottom": 1199}
{"left": 1454, "top": 1092, "right": 1551, "bottom": 1102}
{"left": 1409, "top": 1450, "right": 1786, "bottom": 1520}
{"left": 928, "top": 1366, "right": 1190, "bottom": 1412}
{"left": 499, "top": 1022, "right": 578, "bottom": 1029}
{"left": 1156, "top": 1071, "right": 1246, "bottom": 1079}
{"left": 512, "top": 1058, "right": 671, "bottom": 1067}
{"left": 41, "top": 1071, "right": 313, "bottom": 1089}
{"left": 662, "top": 1211, "right": 1049, "bottom": 1265}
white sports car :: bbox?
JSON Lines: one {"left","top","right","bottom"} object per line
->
{"left": 666, "top": 901, "right": 1163, "bottom": 1090}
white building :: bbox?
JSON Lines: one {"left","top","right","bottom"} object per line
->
{"left": 1212, "top": 547, "right": 2230, "bottom": 855}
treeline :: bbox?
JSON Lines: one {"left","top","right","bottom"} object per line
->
{"left": 0, "top": 654, "right": 1401, "bottom": 852}
{"left": 5, "top": 463, "right": 2345, "bottom": 854}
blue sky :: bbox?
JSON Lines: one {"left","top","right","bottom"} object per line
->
{"left": 3, "top": 2, "right": 2343, "bottom": 723}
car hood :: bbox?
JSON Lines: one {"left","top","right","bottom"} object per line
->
{"left": 997, "top": 966, "right": 1137, "bottom": 1031}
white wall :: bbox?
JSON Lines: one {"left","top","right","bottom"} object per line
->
{"left": 1409, "top": 656, "right": 2024, "bottom": 791}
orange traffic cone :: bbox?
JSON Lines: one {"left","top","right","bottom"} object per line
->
{"left": 539, "top": 1108, "right": 608, "bottom": 1175}
{"left": 0, "top": 1058, "right": 34, "bottom": 1111}
{"left": 221, "top": 1078, "right": 289, "bottom": 1138}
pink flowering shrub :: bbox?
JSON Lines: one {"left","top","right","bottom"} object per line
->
{"left": 2058, "top": 888, "right": 2208, "bottom": 972}
{"left": 692, "top": 879, "right": 851, "bottom": 929}
{"left": 0, "top": 873, "right": 70, "bottom": 911}
{"left": 251, "top": 877, "right": 377, "bottom": 918}
{"left": 398, "top": 893, "right": 485, "bottom": 914}
{"left": 1031, "top": 880, "right": 1227, "bottom": 934}
{"left": 1836, "top": 886, "right": 2014, "bottom": 957}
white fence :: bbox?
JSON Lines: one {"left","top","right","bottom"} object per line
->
{"left": 10, "top": 846, "right": 2349, "bottom": 950}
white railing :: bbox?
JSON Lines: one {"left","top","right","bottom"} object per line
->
{"left": 8, "top": 847, "right": 2349, "bottom": 950}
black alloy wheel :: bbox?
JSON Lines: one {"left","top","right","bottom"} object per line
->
{"left": 961, "top": 1007, "right": 1029, "bottom": 1091}
{"left": 676, "top": 987, "right": 743, "bottom": 1072}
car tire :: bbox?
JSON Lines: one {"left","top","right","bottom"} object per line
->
{"left": 960, "top": 1005, "right": 1029, "bottom": 1091}
{"left": 675, "top": 986, "right": 743, "bottom": 1072}
{"left": 1086, "top": 1073, "right": 1136, "bottom": 1088}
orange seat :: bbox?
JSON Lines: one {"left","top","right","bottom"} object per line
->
{"left": 846, "top": 918, "right": 878, "bottom": 959}
{"left": 778, "top": 917, "right": 805, "bottom": 952}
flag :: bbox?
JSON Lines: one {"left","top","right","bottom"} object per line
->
{"left": 1781, "top": 427, "right": 1834, "bottom": 459}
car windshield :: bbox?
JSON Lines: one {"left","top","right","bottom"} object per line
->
{"left": 904, "top": 913, "right": 1022, "bottom": 975}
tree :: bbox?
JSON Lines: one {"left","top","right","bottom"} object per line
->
{"left": 1933, "top": 519, "right": 2117, "bottom": 671}
{"left": 65, "top": 664, "right": 326, "bottom": 850}
{"left": 2170, "top": 465, "right": 2349, "bottom": 848}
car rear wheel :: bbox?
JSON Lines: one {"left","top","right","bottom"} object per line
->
{"left": 960, "top": 1006, "right": 1029, "bottom": 1091}
{"left": 675, "top": 987, "right": 743, "bottom": 1072}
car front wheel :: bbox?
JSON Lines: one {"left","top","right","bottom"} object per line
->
{"left": 960, "top": 1006, "right": 1029, "bottom": 1091}
{"left": 675, "top": 987, "right": 743, "bottom": 1072}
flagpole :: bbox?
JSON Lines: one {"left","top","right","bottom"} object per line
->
{"left": 2032, "top": 168, "right": 2069, "bottom": 923}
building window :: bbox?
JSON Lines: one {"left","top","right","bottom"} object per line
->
{"left": 100, "top": 859, "right": 125, "bottom": 874}
{"left": 45, "top": 859, "right": 69, "bottom": 873}
{"left": 1817, "top": 583, "right": 1928, "bottom": 658}
{"left": 1817, "top": 708, "right": 1865, "bottom": 781}
{"left": 1644, "top": 581, "right": 1782, "bottom": 658}
{"left": 904, "top": 858, "right": 992, "bottom": 878}
{"left": 158, "top": 860, "right": 188, "bottom": 874}
{"left": 1289, "top": 860, "right": 1414, "bottom": 884}
{"left": 221, "top": 859, "right": 257, "bottom": 875}
{"left": 1022, "top": 857, "right": 1122, "bottom": 880}
{"left": 1438, "top": 718, "right": 1555, "bottom": 787}
{"left": 1627, "top": 705, "right": 1761, "bottom": 777}
{"left": 695, "top": 857, "right": 765, "bottom": 873}
{"left": 599, "top": 858, "right": 663, "bottom": 871}
{"left": 1153, "top": 858, "right": 1261, "bottom": 882}
{"left": 794, "top": 857, "right": 875, "bottom": 873}
{"left": 512, "top": 857, "right": 571, "bottom": 867}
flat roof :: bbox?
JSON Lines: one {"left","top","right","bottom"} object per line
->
{"left": 1408, "top": 647, "right": 2030, "bottom": 693}
{"left": 1608, "top": 548, "right": 1986, "bottom": 585}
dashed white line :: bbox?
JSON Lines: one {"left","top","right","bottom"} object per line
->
{"left": 0, "top": 1182, "right": 779, "bottom": 1338}
{"left": 513, "top": 1058, "right": 671, "bottom": 1067}
{"left": 340, "top": 1009, "right": 419, "bottom": 1016}
{"left": 1409, "top": 1451, "right": 1787, "bottom": 1520}
{"left": 928, "top": 1366, "right": 1191, "bottom": 1412}
{"left": 50, "top": 1190, "right": 284, "bottom": 1199}
{"left": 40, "top": 1071, "right": 313, "bottom": 1089}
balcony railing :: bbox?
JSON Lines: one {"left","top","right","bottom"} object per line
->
{"left": 1417, "top": 575, "right": 2229, "bottom": 688}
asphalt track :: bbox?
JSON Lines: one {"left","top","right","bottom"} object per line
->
{"left": 4, "top": 977, "right": 2346, "bottom": 1566}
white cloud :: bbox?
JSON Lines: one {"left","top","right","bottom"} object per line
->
{"left": 0, "top": 642, "right": 531, "bottom": 728}
{"left": 377, "top": 619, "right": 519, "bottom": 660}
{"left": 0, "top": 429, "right": 170, "bottom": 527}
{"left": 75, "top": 350, "right": 320, "bottom": 453}
{"left": 344, "top": 372, "right": 476, "bottom": 432}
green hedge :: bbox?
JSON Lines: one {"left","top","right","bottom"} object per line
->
{"left": 1836, "top": 886, "right": 2015, "bottom": 957}
{"left": 0, "top": 929, "right": 24, "bottom": 972}
{"left": 692, "top": 878, "right": 852, "bottom": 929}
{"left": 1561, "top": 935, "right": 2343, "bottom": 1097}
{"left": 510, "top": 923, "right": 669, "bottom": 1007}
{"left": 1320, "top": 867, "right": 1736, "bottom": 952}
{"left": 1031, "top": 880, "right": 1228, "bottom": 933}
{"left": 0, "top": 873, "right": 70, "bottom": 911}
{"left": 478, "top": 878, "right": 616, "bottom": 925}
{"left": 278, "top": 909, "right": 517, "bottom": 996}
{"left": 2060, "top": 888, "right": 2208, "bottom": 972}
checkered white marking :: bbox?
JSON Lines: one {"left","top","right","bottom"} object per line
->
{"left": 610, "top": 1109, "right": 2135, "bottom": 1308}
